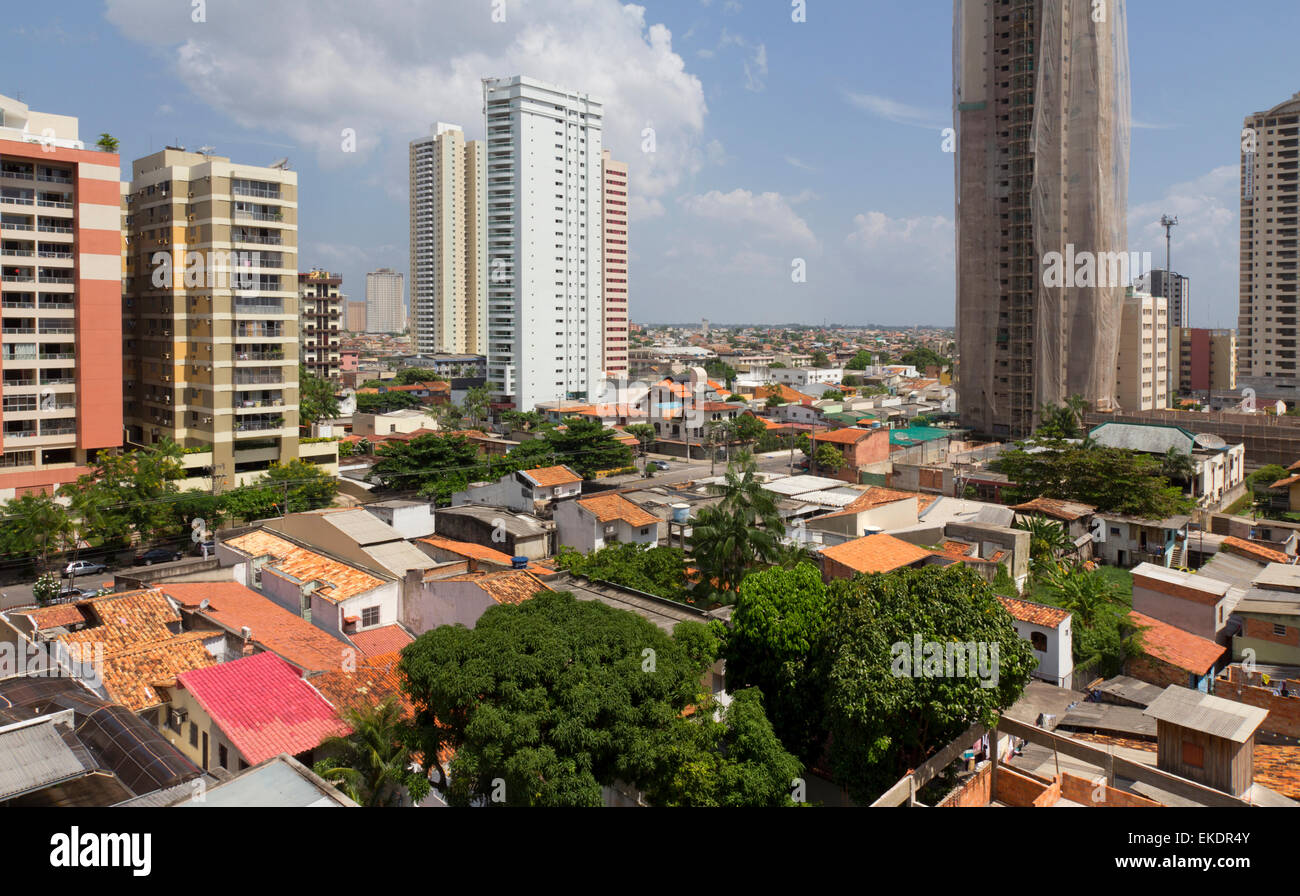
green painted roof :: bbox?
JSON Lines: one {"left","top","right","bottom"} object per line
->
{"left": 889, "top": 425, "right": 951, "bottom": 445}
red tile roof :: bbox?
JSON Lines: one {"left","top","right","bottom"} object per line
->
{"left": 418, "top": 535, "right": 515, "bottom": 566}
{"left": 1128, "top": 611, "right": 1226, "bottom": 675}
{"left": 817, "top": 486, "right": 937, "bottom": 520}
{"left": 576, "top": 494, "right": 660, "bottom": 528}
{"left": 436, "top": 570, "right": 552, "bottom": 606}
{"left": 519, "top": 465, "right": 582, "bottom": 487}
{"left": 310, "top": 651, "right": 410, "bottom": 718}
{"left": 159, "top": 581, "right": 351, "bottom": 674}
{"left": 225, "top": 530, "right": 387, "bottom": 603}
{"left": 1221, "top": 536, "right": 1292, "bottom": 566}
{"left": 348, "top": 624, "right": 414, "bottom": 658}
{"left": 14, "top": 603, "right": 87, "bottom": 631}
{"left": 178, "top": 652, "right": 349, "bottom": 766}
{"left": 820, "top": 534, "right": 933, "bottom": 575}
{"left": 814, "top": 427, "right": 876, "bottom": 446}
{"left": 998, "top": 596, "right": 1071, "bottom": 628}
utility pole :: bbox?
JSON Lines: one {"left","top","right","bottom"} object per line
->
{"left": 1160, "top": 214, "right": 1179, "bottom": 320}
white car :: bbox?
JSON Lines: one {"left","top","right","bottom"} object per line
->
{"left": 63, "top": 560, "right": 108, "bottom": 578}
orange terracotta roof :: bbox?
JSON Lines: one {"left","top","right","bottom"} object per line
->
{"left": 97, "top": 633, "right": 219, "bottom": 713}
{"left": 1222, "top": 536, "right": 1291, "bottom": 566}
{"left": 940, "top": 540, "right": 972, "bottom": 556}
{"left": 820, "top": 534, "right": 933, "bottom": 575}
{"left": 418, "top": 535, "right": 515, "bottom": 566}
{"left": 756, "top": 383, "right": 813, "bottom": 404}
{"left": 818, "top": 487, "right": 937, "bottom": 520}
{"left": 348, "top": 624, "right": 414, "bottom": 658}
{"left": 310, "top": 650, "right": 412, "bottom": 718}
{"left": 519, "top": 464, "right": 582, "bottom": 487}
{"left": 437, "top": 570, "right": 552, "bottom": 606}
{"left": 225, "top": 530, "right": 386, "bottom": 604}
{"left": 1272, "top": 474, "right": 1300, "bottom": 489}
{"left": 13, "top": 603, "right": 87, "bottom": 631}
{"left": 1012, "top": 497, "right": 1097, "bottom": 521}
{"left": 1128, "top": 611, "right": 1226, "bottom": 675}
{"left": 576, "top": 494, "right": 660, "bottom": 528}
{"left": 998, "top": 595, "right": 1071, "bottom": 628}
{"left": 814, "top": 427, "right": 876, "bottom": 446}
{"left": 159, "top": 581, "right": 352, "bottom": 674}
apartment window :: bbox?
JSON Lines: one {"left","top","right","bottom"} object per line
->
{"left": 362, "top": 606, "right": 380, "bottom": 627}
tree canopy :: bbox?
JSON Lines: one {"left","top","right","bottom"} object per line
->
{"left": 998, "top": 441, "right": 1192, "bottom": 518}
{"left": 298, "top": 364, "right": 340, "bottom": 426}
{"left": 553, "top": 543, "right": 691, "bottom": 603}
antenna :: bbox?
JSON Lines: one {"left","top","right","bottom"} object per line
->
{"left": 198, "top": 145, "right": 216, "bottom": 156}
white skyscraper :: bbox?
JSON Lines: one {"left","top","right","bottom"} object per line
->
{"left": 365, "top": 268, "right": 405, "bottom": 334}
{"left": 482, "top": 76, "right": 604, "bottom": 411}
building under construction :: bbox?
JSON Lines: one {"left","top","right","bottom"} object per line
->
{"left": 954, "top": 0, "right": 1132, "bottom": 438}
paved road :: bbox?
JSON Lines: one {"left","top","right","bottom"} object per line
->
{"left": 0, "top": 561, "right": 176, "bottom": 612}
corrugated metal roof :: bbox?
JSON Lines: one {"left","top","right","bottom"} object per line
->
{"left": 1089, "top": 422, "right": 1196, "bottom": 455}
{"left": 362, "top": 540, "right": 439, "bottom": 575}
{"left": 763, "top": 475, "right": 843, "bottom": 496}
{"left": 1199, "top": 552, "right": 1267, "bottom": 590}
{"left": 0, "top": 716, "right": 88, "bottom": 801}
{"left": 321, "top": 509, "right": 403, "bottom": 546}
{"left": 1143, "top": 686, "right": 1268, "bottom": 742}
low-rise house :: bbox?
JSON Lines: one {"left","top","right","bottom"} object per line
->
{"left": 159, "top": 581, "right": 354, "bottom": 675}
{"left": 1126, "top": 611, "right": 1227, "bottom": 692}
{"left": 1143, "top": 686, "right": 1268, "bottom": 796}
{"left": 819, "top": 532, "right": 934, "bottom": 581}
{"left": 352, "top": 408, "right": 441, "bottom": 437}
{"left": 997, "top": 597, "right": 1073, "bottom": 688}
{"left": 170, "top": 753, "right": 358, "bottom": 807}
{"left": 416, "top": 534, "right": 516, "bottom": 569}
{"left": 268, "top": 508, "right": 439, "bottom": 578}
{"left": 1092, "top": 512, "right": 1191, "bottom": 569}
{"left": 362, "top": 499, "right": 435, "bottom": 539}
{"left": 345, "top": 624, "right": 414, "bottom": 659}
{"left": 1131, "top": 563, "right": 1240, "bottom": 647}
{"left": 220, "top": 530, "right": 400, "bottom": 641}
{"left": 403, "top": 569, "right": 552, "bottom": 634}
{"left": 453, "top": 464, "right": 583, "bottom": 517}
{"left": 1011, "top": 497, "right": 1097, "bottom": 543}
{"left": 555, "top": 494, "right": 661, "bottom": 553}
{"left": 1088, "top": 421, "right": 1246, "bottom": 510}
{"left": 433, "top": 505, "right": 554, "bottom": 560}
{"left": 165, "top": 652, "right": 349, "bottom": 775}
{"left": 810, "top": 427, "right": 890, "bottom": 483}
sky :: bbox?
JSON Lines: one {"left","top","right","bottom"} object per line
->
{"left": 3, "top": 0, "right": 1297, "bottom": 329}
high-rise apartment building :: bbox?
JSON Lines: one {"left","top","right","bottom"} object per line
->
{"left": 365, "top": 268, "right": 405, "bottom": 334}
{"left": 482, "top": 76, "right": 604, "bottom": 412}
{"left": 1115, "top": 289, "right": 1168, "bottom": 412}
{"left": 1172, "top": 327, "right": 1236, "bottom": 395}
{"left": 0, "top": 94, "right": 122, "bottom": 499}
{"left": 1238, "top": 92, "right": 1300, "bottom": 399}
{"left": 409, "top": 124, "right": 486, "bottom": 355}
{"left": 954, "top": 0, "right": 1131, "bottom": 438}
{"left": 298, "top": 270, "right": 342, "bottom": 383}
{"left": 345, "top": 299, "right": 366, "bottom": 333}
{"left": 123, "top": 149, "right": 299, "bottom": 485}
{"left": 601, "top": 149, "right": 628, "bottom": 380}
{"left": 1135, "top": 269, "right": 1189, "bottom": 330}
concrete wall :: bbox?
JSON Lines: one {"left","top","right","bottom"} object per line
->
{"left": 403, "top": 580, "right": 496, "bottom": 635}
{"left": 1132, "top": 568, "right": 1231, "bottom": 645}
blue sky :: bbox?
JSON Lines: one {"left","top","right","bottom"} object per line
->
{"left": 4, "top": 0, "right": 1296, "bottom": 328}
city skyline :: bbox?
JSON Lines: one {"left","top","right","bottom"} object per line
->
{"left": 5, "top": 0, "right": 1295, "bottom": 329}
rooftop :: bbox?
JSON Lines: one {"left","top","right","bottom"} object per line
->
{"left": 576, "top": 494, "right": 660, "bottom": 528}
{"left": 1012, "top": 497, "right": 1096, "bottom": 521}
{"left": 1128, "top": 611, "right": 1227, "bottom": 675}
{"left": 518, "top": 465, "right": 582, "bottom": 488}
{"left": 820, "top": 533, "right": 934, "bottom": 575}
{"left": 347, "top": 624, "right": 414, "bottom": 658}
{"left": 224, "top": 530, "right": 387, "bottom": 604}
{"left": 178, "top": 652, "right": 349, "bottom": 766}
{"left": 1142, "top": 685, "right": 1269, "bottom": 743}
{"left": 437, "top": 570, "right": 551, "bottom": 606}
{"left": 998, "top": 595, "right": 1071, "bottom": 628}
{"left": 418, "top": 535, "right": 516, "bottom": 566}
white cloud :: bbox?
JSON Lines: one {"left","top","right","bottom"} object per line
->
{"left": 785, "top": 155, "right": 815, "bottom": 171}
{"left": 104, "top": 0, "right": 708, "bottom": 200}
{"left": 846, "top": 211, "right": 953, "bottom": 254}
{"left": 680, "top": 188, "right": 818, "bottom": 250}
{"left": 1128, "top": 165, "right": 1239, "bottom": 326}
{"left": 844, "top": 92, "right": 946, "bottom": 131}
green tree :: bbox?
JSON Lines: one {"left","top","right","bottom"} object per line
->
{"left": 899, "top": 345, "right": 950, "bottom": 373}
{"left": 1013, "top": 515, "right": 1072, "bottom": 573}
{"left": 845, "top": 350, "right": 873, "bottom": 371}
{"left": 369, "top": 434, "right": 488, "bottom": 504}
{"left": 1036, "top": 565, "right": 1141, "bottom": 678}
{"left": 313, "top": 697, "right": 430, "bottom": 807}
{"left": 356, "top": 391, "right": 422, "bottom": 414}
{"left": 258, "top": 459, "right": 339, "bottom": 513}
{"left": 814, "top": 443, "right": 843, "bottom": 474}
{"left": 501, "top": 410, "right": 544, "bottom": 432}
{"left": 725, "top": 563, "right": 830, "bottom": 762}
{"left": 393, "top": 368, "right": 444, "bottom": 386}
{"left": 461, "top": 385, "right": 491, "bottom": 428}
{"left": 33, "top": 572, "right": 62, "bottom": 606}
{"left": 623, "top": 424, "right": 657, "bottom": 468}
{"left": 552, "top": 543, "right": 690, "bottom": 602}
{"left": 400, "top": 592, "right": 720, "bottom": 806}
{"left": 1159, "top": 448, "right": 1195, "bottom": 490}
{"left": 639, "top": 688, "right": 802, "bottom": 807}
{"left": 0, "top": 492, "right": 75, "bottom": 573}
{"left": 811, "top": 350, "right": 831, "bottom": 367}
{"left": 732, "top": 414, "right": 767, "bottom": 450}
{"left": 544, "top": 418, "right": 634, "bottom": 478}
{"left": 998, "top": 441, "right": 1192, "bottom": 518}
{"left": 821, "top": 565, "right": 1036, "bottom": 802}
{"left": 298, "top": 364, "right": 339, "bottom": 427}
{"left": 499, "top": 437, "right": 559, "bottom": 475}
{"left": 95, "top": 133, "right": 119, "bottom": 153}
{"left": 820, "top": 389, "right": 844, "bottom": 401}
{"left": 61, "top": 440, "right": 186, "bottom": 546}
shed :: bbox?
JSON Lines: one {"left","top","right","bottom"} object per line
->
{"left": 1142, "top": 686, "right": 1269, "bottom": 796}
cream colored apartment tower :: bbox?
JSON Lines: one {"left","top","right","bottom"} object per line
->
{"left": 1238, "top": 92, "right": 1300, "bottom": 399}
{"left": 1115, "top": 288, "right": 1168, "bottom": 412}
{"left": 409, "top": 123, "right": 486, "bottom": 355}
{"left": 123, "top": 149, "right": 299, "bottom": 487}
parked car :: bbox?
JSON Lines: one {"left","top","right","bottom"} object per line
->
{"left": 63, "top": 560, "right": 108, "bottom": 579}
{"left": 192, "top": 539, "right": 215, "bottom": 557}
{"left": 652, "top": 460, "right": 671, "bottom": 470}
{"left": 57, "top": 587, "right": 90, "bottom": 601}
{"left": 133, "top": 547, "right": 182, "bottom": 566}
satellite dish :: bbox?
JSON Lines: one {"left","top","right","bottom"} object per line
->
{"left": 1194, "top": 433, "right": 1227, "bottom": 450}
{"left": 198, "top": 145, "right": 216, "bottom": 156}
{"left": 269, "top": 157, "right": 290, "bottom": 170}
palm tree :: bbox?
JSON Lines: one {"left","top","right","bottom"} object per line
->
{"left": 95, "top": 133, "right": 119, "bottom": 153}
{"left": 312, "top": 697, "right": 429, "bottom": 807}
{"left": 706, "top": 450, "right": 783, "bottom": 532}
{"left": 1160, "top": 447, "right": 1195, "bottom": 492}
{"left": 1014, "top": 516, "right": 1072, "bottom": 574}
